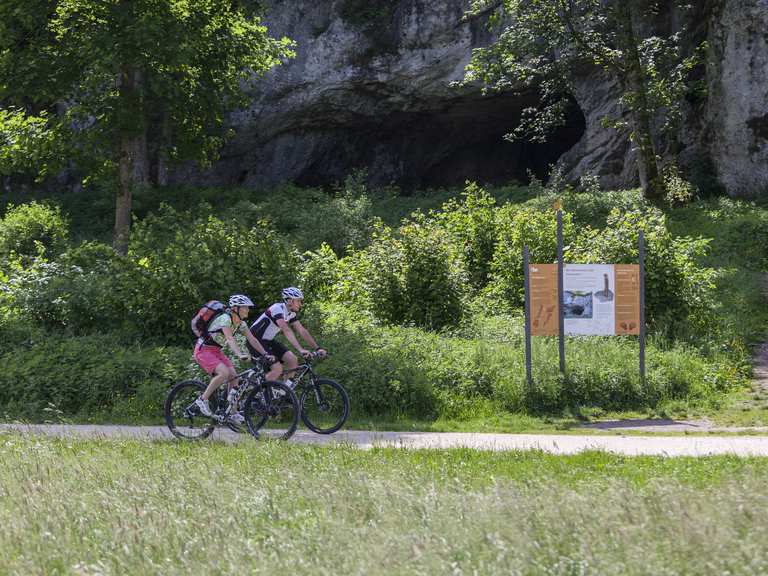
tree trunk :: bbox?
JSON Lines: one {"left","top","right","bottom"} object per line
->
{"left": 615, "top": 1, "right": 664, "bottom": 204}
{"left": 114, "top": 67, "right": 148, "bottom": 255}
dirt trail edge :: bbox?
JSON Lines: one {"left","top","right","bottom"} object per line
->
{"left": 3, "top": 424, "right": 768, "bottom": 456}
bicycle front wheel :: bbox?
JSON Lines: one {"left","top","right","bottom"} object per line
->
{"left": 243, "top": 381, "right": 299, "bottom": 440}
{"left": 164, "top": 380, "right": 215, "bottom": 440}
{"left": 300, "top": 378, "right": 350, "bottom": 434}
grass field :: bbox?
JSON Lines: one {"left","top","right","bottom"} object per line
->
{"left": 2, "top": 434, "right": 768, "bottom": 575}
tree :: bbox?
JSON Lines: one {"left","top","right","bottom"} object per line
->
{"left": 463, "top": 0, "right": 703, "bottom": 203}
{"left": 0, "top": 0, "right": 294, "bottom": 253}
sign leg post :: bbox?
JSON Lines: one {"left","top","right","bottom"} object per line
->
{"left": 557, "top": 210, "right": 565, "bottom": 376}
{"left": 523, "top": 245, "right": 533, "bottom": 389}
{"left": 639, "top": 230, "right": 646, "bottom": 383}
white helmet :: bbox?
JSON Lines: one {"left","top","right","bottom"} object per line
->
{"left": 282, "top": 286, "right": 304, "bottom": 300}
{"left": 229, "top": 294, "right": 254, "bottom": 307}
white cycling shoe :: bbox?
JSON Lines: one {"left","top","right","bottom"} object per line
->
{"left": 195, "top": 396, "right": 213, "bottom": 417}
{"left": 227, "top": 411, "right": 245, "bottom": 425}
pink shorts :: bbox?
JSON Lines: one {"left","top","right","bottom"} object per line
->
{"left": 194, "top": 343, "right": 234, "bottom": 375}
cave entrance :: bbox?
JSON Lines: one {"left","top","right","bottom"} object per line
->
{"left": 294, "top": 91, "right": 585, "bottom": 191}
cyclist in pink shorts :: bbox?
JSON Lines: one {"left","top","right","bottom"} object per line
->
{"left": 193, "top": 294, "right": 274, "bottom": 424}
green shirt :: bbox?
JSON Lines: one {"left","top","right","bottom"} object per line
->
{"left": 206, "top": 313, "right": 248, "bottom": 348}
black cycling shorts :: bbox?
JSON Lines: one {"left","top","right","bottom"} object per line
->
{"left": 248, "top": 338, "right": 290, "bottom": 362}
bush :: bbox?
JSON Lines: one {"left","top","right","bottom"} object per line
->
{"left": 0, "top": 333, "right": 193, "bottom": 420}
{"left": 128, "top": 204, "right": 298, "bottom": 342}
{"left": 4, "top": 242, "right": 147, "bottom": 335}
{"left": 5, "top": 206, "right": 300, "bottom": 344}
{"left": 331, "top": 219, "right": 468, "bottom": 330}
{"left": 296, "top": 171, "right": 376, "bottom": 254}
{"left": 525, "top": 188, "right": 646, "bottom": 228}
{"left": 430, "top": 182, "right": 497, "bottom": 291}
{"left": 0, "top": 202, "right": 69, "bottom": 264}
{"left": 312, "top": 306, "right": 740, "bottom": 419}
{"left": 487, "top": 206, "right": 576, "bottom": 308}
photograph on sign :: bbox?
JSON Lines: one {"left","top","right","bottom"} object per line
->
{"left": 563, "top": 264, "right": 615, "bottom": 336}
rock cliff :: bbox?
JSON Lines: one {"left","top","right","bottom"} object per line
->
{"left": 173, "top": 0, "right": 767, "bottom": 198}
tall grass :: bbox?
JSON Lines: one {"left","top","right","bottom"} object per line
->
{"left": 2, "top": 434, "right": 768, "bottom": 575}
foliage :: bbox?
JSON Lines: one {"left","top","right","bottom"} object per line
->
{"left": 3, "top": 242, "right": 144, "bottom": 334}
{"left": 331, "top": 219, "right": 468, "bottom": 330}
{"left": 487, "top": 205, "right": 575, "bottom": 308}
{"left": 0, "top": 332, "right": 191, "bottom": 419}
{"left": 428, "top": 182, "right": 498, "bottom": 291}
{"left": 0, "top": 185, "right": 761, "bottom": 423}
{"left": 299, "top": 243, "right": 340, "bottom": 301}
{"left": 663, "top": 164, "right": 699, "bottom": 207}
{"left": 127, "top": 205, "right": 298, "bottom": 340}
{"left": 4, "top": 207, "right": 298, "bottom": 343}
{"left": 310, "top": 304, "right": 739, "bottom": 418}
{"left": 0, "top": 0, "right": 295, "bottom": 250}
{"left": 668, "top": 197, "right": 768, "bottom": 272}
{"left": 463, "top": 0, "right": 705, "bottom": 201}
{"left": 0, "top": 108, "right": 65, "bottom": 179}
{"left": 0, "top": 201, "right": 69, "bottom": 264}
{"left": 294, "top": 171, "right": 376, "bottom": 254}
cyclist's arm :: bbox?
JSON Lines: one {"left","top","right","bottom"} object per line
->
{"left": 221, "top": 325, "right": 249, "bottom": 361}
{"left": 276, "top": 318, "right": 310, "bottom": 356}
{"left": 292, "top": 320, "right": 320, "bottom": 350}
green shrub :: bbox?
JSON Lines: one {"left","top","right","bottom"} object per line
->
{"left": 524, "top": 188, "right": 646, "bottom": 228}
{"left": 5, "top": 206, "right": 299, "bottom": 343}
{"left": 294, "top": 172, "right": 376, "bottom": 254}
{"left": 128, "top": 204, "right": 298, "bottom": 342}
{"left": 430, "top": 182, "right": 497, "bottom": 291}
{"left": 400, "top": 217, "right": 467, "bottom": 329}
{"left": 663, "top": 165, "right": 698, "bottom": 207}
{"left": 705, "top": 198, "right": 768, "bottom": 271}
{"left": 487, "top": 206, "right": 576, "bottom": 308}
{"left": 313, "top": 306, "right": 740, "bottom": 418}
{"left": 299, "top": 243, "right": 341, "bottom": 300}
{"left": 4, "top": 242, "right": 145, "bottom": 335}
{"left": 330, "top": 219, "right": 467, "bottom": 330}
{"left": 0, "top": 333, "right": 193, "bottom": 420}
{"left": 0, "top": 202, "right": 69, "bottom": 264}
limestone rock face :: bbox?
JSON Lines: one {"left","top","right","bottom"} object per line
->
{"left": 173, "top": 0, "right": 580, "bottom": 190}
{"left": 172, "top": 0, "right": 767, "bottom": 198}
{"left": 706, "top": 0, "right": 768, "bottom": 198}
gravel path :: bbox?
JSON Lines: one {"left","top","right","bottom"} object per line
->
{"left": 3, "top": 424, "right": 768, "bottom": 456}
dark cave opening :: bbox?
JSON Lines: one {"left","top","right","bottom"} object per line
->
{"left": 293, "top": 92, "right": 585, "bottom": 191}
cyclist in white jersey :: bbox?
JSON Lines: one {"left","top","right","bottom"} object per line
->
{"left": 247, "top": 287, "right": 327, "bottom": 385}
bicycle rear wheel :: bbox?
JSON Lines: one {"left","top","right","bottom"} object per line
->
{"left": 243, "top": 381, "right": 299, "bottom": 440}
{"left": 300, "top": 378, "right": 350, "bottom": 434}
{"left": 164, "top": 380, "right": 215, "bottom": 440}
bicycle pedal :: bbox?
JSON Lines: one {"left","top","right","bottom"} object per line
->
{"left": 184, "top": 405, "right": 200, "bottom": 418}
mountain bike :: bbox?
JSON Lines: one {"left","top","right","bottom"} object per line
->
{"left": 164, "top": 360, "right": 299, "bottom": 441}
{"left": 289, "top": 353, "right": 350, "bottom": 434}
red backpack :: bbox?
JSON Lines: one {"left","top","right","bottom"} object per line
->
{"left": 191, "top": 300, "right": 228, "bottom": 340}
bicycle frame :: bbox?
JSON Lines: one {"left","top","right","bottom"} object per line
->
{"left": 209, "top": 363, "right": 268, "bottom": 421}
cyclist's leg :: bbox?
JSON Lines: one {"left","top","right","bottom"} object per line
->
{"left": 262, "top": 339, "right": 289, "bottom": 381}
{"left": 281, "top": 351, "right": 299, "bottom": 382}
{"left": 194, "top": 344, "right": 237, "bottom": 400}
{"left": 202, "top": 362, "right": 236, "bottom": 400}
{"left": 266, "top": 360, "right": 283, "bottom": 381}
